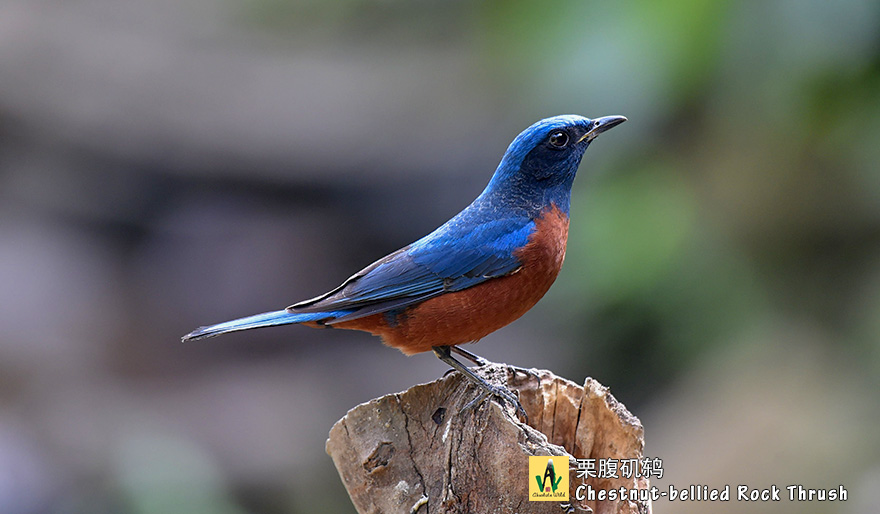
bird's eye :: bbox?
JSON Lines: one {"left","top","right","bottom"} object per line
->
{"left": 548, "top": 131, "right": 569, "bottom": 148}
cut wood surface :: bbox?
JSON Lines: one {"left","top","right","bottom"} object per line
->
{"left": 326, "top": 363, "right": 651, "bottom": 514}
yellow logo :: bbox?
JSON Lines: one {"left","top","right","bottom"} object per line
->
{"left": 529, "top": 456, "right": 569, "bottom": 501}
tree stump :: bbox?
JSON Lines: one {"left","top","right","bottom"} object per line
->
{"left": 326, "top": 363, "right": 650, "bottom": 514}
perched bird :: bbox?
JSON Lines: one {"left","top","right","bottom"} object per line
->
{"left": 183, "top": 114, "right": 626, "bottom": 414}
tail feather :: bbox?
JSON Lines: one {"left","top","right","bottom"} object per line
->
{"left": 181, "top": 309, "right": 348, "bottom": 342}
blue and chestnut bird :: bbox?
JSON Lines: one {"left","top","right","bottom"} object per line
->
{"left": 183, "top": 114, "right": 626, "bottom": 414}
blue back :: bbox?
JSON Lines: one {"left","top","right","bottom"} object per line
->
{"left": 290, "top": 115, "right": 599, "bottom": 322}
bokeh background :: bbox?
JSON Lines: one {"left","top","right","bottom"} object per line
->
{"left": 1, "top": 1, "right": 878, "bottom": 513}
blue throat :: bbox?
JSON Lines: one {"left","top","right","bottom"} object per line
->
{"left": 477, "top": 142, "right": 587, "bottom": 219}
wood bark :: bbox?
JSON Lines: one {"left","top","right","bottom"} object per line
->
{"left": 326, "top": 364, "right": 650, "bottom": 514}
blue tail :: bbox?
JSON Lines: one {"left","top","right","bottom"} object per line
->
{"left": 181, "top": 309, "right": 348, "bottom": 342}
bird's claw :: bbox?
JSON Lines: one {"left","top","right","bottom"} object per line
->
{"left": 461, "top": 382, "right": 528, "bottom": 423}
{"left": 509, "top": 365, "right": 537, "bottom": 379}
{"left": 433, "top": 345, "right": 529, "bottom": 423}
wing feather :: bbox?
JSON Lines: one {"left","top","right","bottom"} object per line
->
{"left": 287, "top": 218, "right": 535, "bottom": 322}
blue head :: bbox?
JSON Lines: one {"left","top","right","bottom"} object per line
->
{"left": 479, "top": 114, "right": 626, "bottom": 216}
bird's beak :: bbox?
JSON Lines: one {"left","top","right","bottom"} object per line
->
{"left": 578, "top": 115, "right": 627, "bottom": 143}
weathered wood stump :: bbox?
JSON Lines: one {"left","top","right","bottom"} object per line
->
{"left": 326, "top": 364, "right": 650, "bottom": 514}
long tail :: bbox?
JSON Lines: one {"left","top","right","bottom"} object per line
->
{"left": 181, "top": 309, "right": 345, "bottom": 342}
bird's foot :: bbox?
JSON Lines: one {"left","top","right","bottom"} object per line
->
{"left": 509, "top": 364, "right": 538, "bottom": 379}
{"left": 432, "top": 345, "right": 529, "bottom": 423}
{"left": 449, "top": 345, "right": 536, "bottom": 379}
{"left": 461, "top": 381, "right": 528, "bottom": 422}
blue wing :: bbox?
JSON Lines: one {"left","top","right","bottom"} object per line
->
{"left": 288, "top": 216, "right": 536, "bottom": 323}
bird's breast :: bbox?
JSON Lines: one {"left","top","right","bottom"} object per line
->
{"left": 335, "top": 204, "right": 570, "bottom": 354}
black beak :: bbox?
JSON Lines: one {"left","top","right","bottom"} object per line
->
{"left": 578, "top": 115, "right": 627, "bottom": 143}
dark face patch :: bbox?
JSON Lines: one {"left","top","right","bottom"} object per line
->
{"left": 518, "top": 131, "right": 587, "bottom": 182}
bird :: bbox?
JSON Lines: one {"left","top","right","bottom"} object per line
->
{"left": 183, "top": 114, "right": 626, "bottom": 416}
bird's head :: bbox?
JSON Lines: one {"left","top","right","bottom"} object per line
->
{"left": 483, "top": 114, "right": 626, "bottom": 214}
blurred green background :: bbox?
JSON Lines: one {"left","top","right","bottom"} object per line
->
{"left": 0, "top": 1, "right": 877, "bottom": 513}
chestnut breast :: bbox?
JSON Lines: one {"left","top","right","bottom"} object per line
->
{"left": 335, "top": 204, "right": 570, "bottom": 354}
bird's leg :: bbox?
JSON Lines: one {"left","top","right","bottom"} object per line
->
{"left": 450, "top": 345, "right": 537, "bottom": 379}
{"left": 432, "top": 345, "right": 528, "bottom": 422}
{"left": 449, "top": 345, "right": 489, "bottom": 366}
{"left": 439, "top": 345, "right": 488, "bottom": 378}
